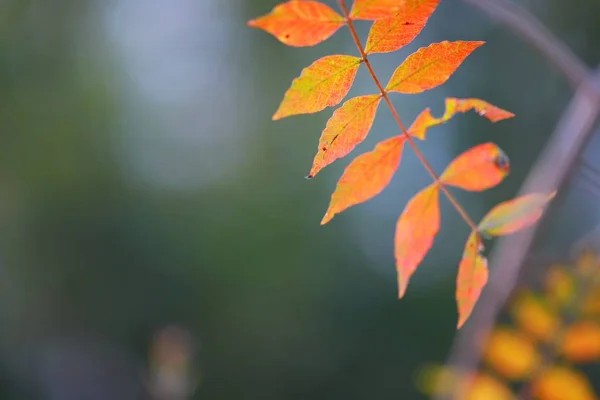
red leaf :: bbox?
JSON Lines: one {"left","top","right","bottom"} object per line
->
{"left": 309, "top": 95, "right": 382, "bottom": 178}
{"left": 395, "top": 184, "right": 440, "bottom": 298}
{"left": 456, "top": 232, "right": 488, "bottom": 329}
{"left": 248, "top": 1, "right": 345, "bottom": 47}
{"left": 386, "top": 41, "right": 485, "bottom": 94}
{"left": 440, "top": 143, "right": 510, "bottom": 191}
{"left": 478, "top": 192, "right": 557, "bottom": 236}
{"left": 351, "top": 0, "right": 409, "bottom": 20}
{"left": 273, "top": 55, "right": 362, "bottom": 120}
{"left": 321, "top": 136, "right": 406, "bottom": 224}
{"left": 365, "top": 0, "right": 440, "bottom": 54}
{"left": 408, "top": 98, "right": 515, "bottom": 139}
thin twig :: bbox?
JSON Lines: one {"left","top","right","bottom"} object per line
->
{"left": 462, "top": 0, "right": 590, "bottom": 88}
{"left": 337, "top": 0, "right": 478, "bottom": 232}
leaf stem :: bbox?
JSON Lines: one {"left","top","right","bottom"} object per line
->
{"left": 338, "top": 0, "right": 478, "bottom": 232}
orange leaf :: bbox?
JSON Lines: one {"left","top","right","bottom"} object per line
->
{"left": 463, "top": 373, "right": 514, "bottom": 400}
{"left": 483, "top": 327, "right": 540, "bottom": 380}
{"left": 456, "top": 232, "right": 488, "bottom": 328}
{"left": 273, "top": 55, "right": 362, "bottom": 120}
{"left": 442, "top": 98, "right": 516, "bottom": 123}
{"left": 440, "top": 143, "right": 510, "bottom": 191}
{"left": 478, "top": 192, "right": 556, "bottom": 236}
{"left": 321, "top": 136, "right": 406, "bottom": 224}
{"left": 510, "top": 290, "right": 559, "bottom": 342}
{"left": 248, "top": 1, "right": 345, "bottom": 47}
{"left": 395, "top": 184, "right": 440, "bottom": 298}
{"left": 350, "top": 0, "right": 409, "bottom": 20}
{"left": 408, "top": 98, "right": 514, "bottom": 139}
{"left": 308, "top": 94, "right": 382, "bottom": 178}
{"left": 532, "top": 366, "right": 598, "bottom": 400}
{"left": 386, "top": 41, "right": 485, "bottom": 94}
{"left": 561, "top": 321, "right": 600, "bottom": 363}
{"left": 365, "top": 0, "right": 439, "bottom": 54}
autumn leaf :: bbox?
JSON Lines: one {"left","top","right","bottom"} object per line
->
{"left": 308, "top": 94, "right": 382, "bottom": 178}
{"left": 462, "top": 373, "right": 514, "bottom": 400}
{"left": 395, "top": 184, "right": 440, "bottom": 298}
{"left": 386, "top": 41, "right": 485, "bottom": 94}
{"left": 350, "top": 0, "right": 410, "bottom": 20}
{"left": 544, "top": 264, "right": 575, "bottom": 310}
{"left": 364, "top": 0, "right": 440, "bottom": 54}
{"left": 478, "top": 192, "right": 556, "bottom": 236}
{"left": 456, "top": 231, "right": 488, "bottom": 328}
{"left": 248, "top": 1, "right": 345, "bottom": 47}
{"left": 273, "top": 55, "right": 362, "bottom": 120}
{"left": 483, "top": 327, "right": 540, "bottom": 380}
{"left": 321, "top": 135, "right": 406, "bottom": 224}
{"left": 560, "top": 321, "right": 600, "bottom": 363}
{"left": 532, "top": 366, "right": 598, "bottom": 400}
{"left": 408, "top": 98, "right": 514, "bottom": 139}
{"left": 440, "top": 143, "right": 510, "bottom": 191}
{"left": 510, "top": 290, "right": 558, "bottom": 342}
{"left": 442, "top": 98, "right": 516, "bottom": 122}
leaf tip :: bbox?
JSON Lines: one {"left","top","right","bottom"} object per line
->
{"left": 320, "top": 212, "right": 333, "bottom": 225}
{"left": 398, "top": 282, "right": 408, "bottom": 299}
{"left": 307, "top": 163, "right": 321, "bottom": 179}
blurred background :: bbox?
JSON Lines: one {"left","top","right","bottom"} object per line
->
{"left": 0, "top": 0, "right": 600, "bottom": 398}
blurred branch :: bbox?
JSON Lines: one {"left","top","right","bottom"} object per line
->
{"left": 437, "top": 67, "right": 600, "bottom": 399}
{"left": 437, "top": 1, "right": 600, "bottom": 395}
{"left": 463, "top": 0, "right": 591, "bottom": 87}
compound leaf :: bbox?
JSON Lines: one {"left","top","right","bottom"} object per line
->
{"left": 309, "top": 94, "right": 382, "bottom": 178}
{"left": 440, "top": 143, "right": 510, "bottom": 191}
{"left": 386, "top": 41, "right": 484, "bottom": 94}
{"left": 248, "top": 0, "right": 345, "bottom": 47}
{"left": 395, "top": 184, "right": 440, "bottom": 298}
{"left": 365, "top": 0, "right": 440, "bottom": 54}
{"left": 322, "top": 136, "right": 406, "bottom": 224}
{"left": 273, "top": 55, "right": 362, "bottom": 120}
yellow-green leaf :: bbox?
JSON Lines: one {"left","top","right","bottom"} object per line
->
{"left": 478, "top": 192, "right": 556, "bottom": 236}
{"left": 273, "top": 55, "right": 362, "bottom": 120}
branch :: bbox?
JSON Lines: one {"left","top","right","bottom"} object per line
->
{"left": 436, "top": 68, "right": 600, "bottom": 400}
{"left": 463, "top": 0, "right": 590, "bottom": 88}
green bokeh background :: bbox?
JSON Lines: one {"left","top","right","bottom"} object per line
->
{"left": 0, "top": 0, "right": 599, "bottom": 398}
